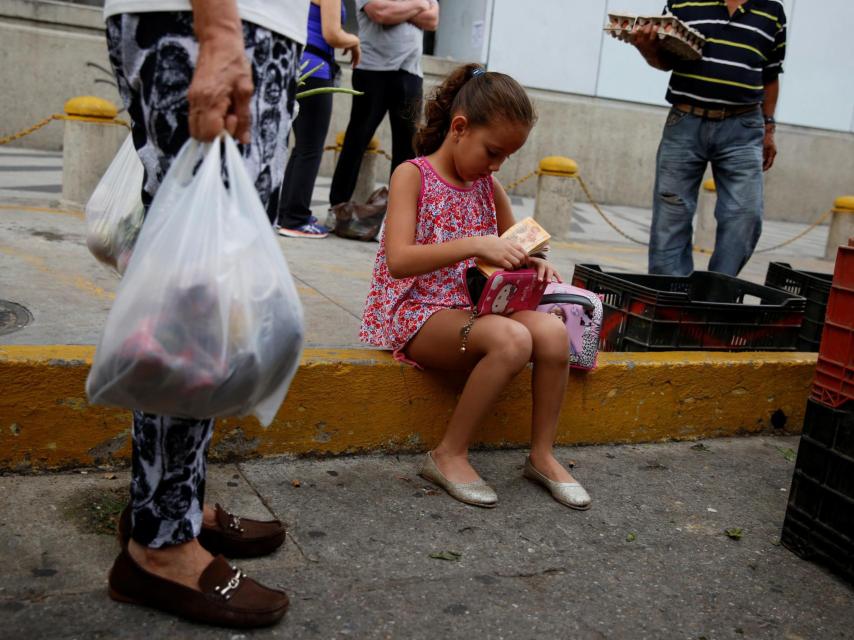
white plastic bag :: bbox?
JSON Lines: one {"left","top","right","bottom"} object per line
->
{"left": 86, "top": 135, "right": 305, "bottom": 426}
{"left": 85, "top": 134, "right": 145, "bottom": 275}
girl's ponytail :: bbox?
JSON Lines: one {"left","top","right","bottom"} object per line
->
{"left": 413, "top": 63, "right": 536, "bottom": 157}
{"left": 414, "top": 63, "right": 484, "bottom": 156}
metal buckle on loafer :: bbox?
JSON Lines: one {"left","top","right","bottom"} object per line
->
{"left": 214, "top": 568, "right": 243, "bottom": 601}
{"left": 227, "top": 514, "right": 245, "bottom": 534}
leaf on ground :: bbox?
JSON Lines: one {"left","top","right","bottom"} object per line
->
{"left": 291, "top": 479, "right": 302, "bottom": 488}
{"left": 626, "top": 532, "right": 637, "bottom": 542}
{"left": 777, "top": 447, "right": 796, "bottom": 462}
{"left": 724, "top": 527, "right": 744, "bottom": 540}
{"left": 430, "top": 550, "right": 462, "bottom": 561}
{"left": 690, "top": 443, "right": 711, "bottom": 452}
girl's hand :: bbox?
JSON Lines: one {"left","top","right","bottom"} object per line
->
{"left": 344, "top": 42, "right": 361, "bottom": 68}
{"left": 528, "top": 256, "right": 561, "bottom": 283}
{"left": 477, "top": 236, "right": 528, "bottom": 270}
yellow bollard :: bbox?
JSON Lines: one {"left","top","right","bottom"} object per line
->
{"left": 694, "top": 178, "right": 717, "bottom": 253}
{"left": 61, "top": 96, "right": 126, "bottom": 208}
{"left": 533, "top": 156, "right": 579, "bottom": 241}
{"left": 826, "top": 196, "right": 854, "bottom": 259}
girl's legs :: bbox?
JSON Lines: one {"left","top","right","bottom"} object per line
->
{"left": 405, "top": 310, "right": 533, "bottom": 483}
{"left": 508, "top": 311, "right": 576, "bottom": 483}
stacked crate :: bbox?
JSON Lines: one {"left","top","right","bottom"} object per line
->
{"left": 781, "top": 239, "right": 854, "bottom": 583}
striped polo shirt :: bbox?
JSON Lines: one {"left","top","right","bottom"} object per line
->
{"left": 664, "top": 0, "right": 787, "bottom": 108}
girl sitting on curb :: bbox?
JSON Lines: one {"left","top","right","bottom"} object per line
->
{"left": 360, "top": 63, "right": 591, "bottom": 510}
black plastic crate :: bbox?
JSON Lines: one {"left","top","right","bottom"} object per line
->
{"left": 571, "top": 265, "right": 806, "bottom": 352}
{"left": 782, "top": 398, "right": 854, "bottom": 583}
{"left": 764, "top": 262, "right": 833, "bottom": 351}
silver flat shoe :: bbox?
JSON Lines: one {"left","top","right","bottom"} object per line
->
{"left": 523, "top": 456, "right": 591, "bottom": 510}
{"left": 418, "top": 452, "right": 498, "bottom": 508}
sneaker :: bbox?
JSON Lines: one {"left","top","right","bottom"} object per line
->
{"left": 278, "top": 219, "right": 329, "bottom": 239}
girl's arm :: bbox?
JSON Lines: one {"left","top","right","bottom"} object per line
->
{"left": 384, "top": 164, "right": 528, "bottom": 279}
{"left": 493, "top": 177, "right": 559, "bottom": 282}
{"left": 320, "top": 0, "right": 359, "bottom": 49}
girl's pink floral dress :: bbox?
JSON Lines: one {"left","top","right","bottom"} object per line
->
{"left": 360, "top": 156, "right": 497, "bottom": 362}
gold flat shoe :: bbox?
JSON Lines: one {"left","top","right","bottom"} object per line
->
{"left": 419, "top": 452, "right": 498, "bottom": 508}
{"left": 523, "top": 456, "right": 591, "bottom": 510}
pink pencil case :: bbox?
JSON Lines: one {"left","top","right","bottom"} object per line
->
{"left": 465, "top": 267, "right": 548, "bottom": 316}
{"left": 536, "top": 282, "right": 603, "bottom": 371}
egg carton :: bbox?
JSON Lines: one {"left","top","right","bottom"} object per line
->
{"left": 604, "top": 12, "right": 706, "bottom": 61}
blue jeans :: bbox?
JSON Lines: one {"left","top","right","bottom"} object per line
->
{"left": 649, "top": 107, "right": 765, "bottom": 276}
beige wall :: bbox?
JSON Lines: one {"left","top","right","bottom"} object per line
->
{"left": 0, "top": 0, "right": 121, "bottom": 150}
{"left": 3, "top": 0, "right": 852, "bottom": 223}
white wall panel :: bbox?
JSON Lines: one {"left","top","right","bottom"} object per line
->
{"left": 595, "top": 0, "right": 670, "bottom": 105}
{"left": 775, "top": 0, "right": 854, "bottom": 132}
{"left": 433, "top": 0, "right": 492, "bottom": 63}
{"left": 487, "top": 0, "right": 605, "bottom": 95}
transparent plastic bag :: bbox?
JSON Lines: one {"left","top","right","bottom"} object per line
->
{"left": 86, "top": 136, "right": 305, "bottom": 426}
{"left": 85, "top": 134, "right": 145, "bottom": 275}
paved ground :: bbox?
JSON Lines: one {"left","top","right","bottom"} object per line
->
{"left": 0, "top": 145, "right": 837, "bottom": 347}
{"left": 2, "top": 436, "right": 852, "bottom": 639}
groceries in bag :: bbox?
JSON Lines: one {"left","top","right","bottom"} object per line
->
{"left": 85, "top": 134, "right": 145, "bottom": 275}
{"left": 86, "top": 136, "right": 304, "bottom": 426}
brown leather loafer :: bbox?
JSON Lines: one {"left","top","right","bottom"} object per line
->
{"left": 118, "top": 504, "right": 286, "bottom": 559}
{"left": 108, "top": 550, "right": 288, "bottom": 628}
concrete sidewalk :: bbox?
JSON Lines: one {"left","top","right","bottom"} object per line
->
{"left": 3, "top": 437, "right": 852, "bottom": 639}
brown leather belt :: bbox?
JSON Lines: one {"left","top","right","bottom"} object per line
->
{"left": 674, "top": 103, "right": 760, "bottom": 120}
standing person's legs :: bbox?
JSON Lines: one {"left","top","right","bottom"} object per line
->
{"left": 648, "top": 109, "right": 708, "bottom": 275}
{"left": 387, "top": 70, "right": 423, "bottom": 174}
{"left": 106, "top": 12, "right": 298, "bottom": 624}
{"left": 130, "top": 413, "right": 213, "bottom": 548}
{"left": 275, "top": 75, "right": 334, "bottom": 230}
{"left": 329, "top": 69, "right": 388, "bottom": 205}
{"left": 708, "top": 110, "right": 765, "bottom": 276}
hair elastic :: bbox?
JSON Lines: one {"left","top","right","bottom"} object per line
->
{"left": 471, "top": 67, "right": 486, "bottom": 78}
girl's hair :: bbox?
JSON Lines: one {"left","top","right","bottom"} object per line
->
{"left": 413, "top": 63, "right": 536, "bottom": 156}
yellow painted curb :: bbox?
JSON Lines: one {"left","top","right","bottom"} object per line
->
{"left": 0, "top": 346, "right": 816, "bottom": 470}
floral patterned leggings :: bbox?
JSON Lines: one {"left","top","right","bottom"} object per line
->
{"left": 106, "top": 12, "right": 299, "bottom": 548}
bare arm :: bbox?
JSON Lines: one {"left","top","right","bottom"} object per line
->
{"left": 384, "top": 164, "right": 527, "bottom": 279}
{"left": 363, "top": 0, "right": 430, "bottom": 26}
{"left": 320, "top": 0, "right": 359, "bottom": 48}
{"left": 629, "top": 23, "right": 674, "bottom": 71}
{"left": 762, "top": 77, "right": 779, "bottom": 171}
{"left": 188, "top": 0, "right": 254, "bottom": 142}
{"left": 762, "top": 77, "right": 779, "bottom": 120}
{"left": 408, "top": 0, "right": 439, "bottom": 31}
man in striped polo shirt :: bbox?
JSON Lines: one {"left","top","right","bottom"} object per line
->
{"left": 631, "top": 0, "right": 786, "bottom": 276}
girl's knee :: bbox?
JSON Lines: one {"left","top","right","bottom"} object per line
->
{"left": 531, "top": 314, "right": 569, "bottom": 364}
{"left": 488, "top": 320, "right": 533, "bottom": 369}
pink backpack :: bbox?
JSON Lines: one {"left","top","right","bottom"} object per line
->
{"left": 537, "top": 283, "right": 603, "bottom": 370}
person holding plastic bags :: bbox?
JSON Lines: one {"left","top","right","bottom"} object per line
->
{"left": 98, "top": 0, "right": 308, "bottom": 628}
